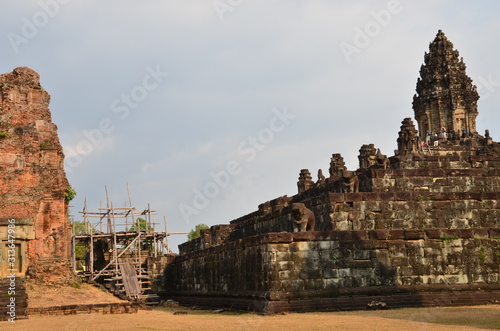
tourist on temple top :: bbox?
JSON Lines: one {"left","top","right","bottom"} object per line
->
{"left": 425, "top": 131, "right": 431, "bottom": 146}
{"left": 440, "top": 130, "right": 447, "bottom": 142}
{"left": 462, "top": 127, "right": 467, "bottom": 139}
{"left": 433, "top": 134, "right": 439, "bottom": 146}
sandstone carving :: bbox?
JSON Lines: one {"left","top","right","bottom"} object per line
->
{"left": 297, "top": 169, "right": 313, "bottom": 193}
{"left": 358, "top": 144, "right": 377, "bottom": 169}
{"left": 376, "top": 149, "right": 390, "bottom": 169}
{"left": 413, "top": 30, "right": 479, "bottom": 141}
{"left": 342, "top": 171, "right": 359, "bottom": 193}
{"left": 397, "top": 118, "right": 420, "bottom": 155}
{"left": 291, "top": 203, "right": 315, "bottom": 232}
{"left": 316, "top": 169, "right": 325, "bottom": 186}
{"left": 329, "top": 153, "right": 347, "bottom": 179}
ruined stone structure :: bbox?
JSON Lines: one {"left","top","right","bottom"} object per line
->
{"left": 163, "top": 31, "right": 500, "bottom": 313}
{"left": 413, "top": 30, "right": 479, "bottom": 141}
{"left": 297, "top": 169, "right": 313, "bottom": 193}
{"left": 0, "top": 67, "right": 72, "bottom": 282}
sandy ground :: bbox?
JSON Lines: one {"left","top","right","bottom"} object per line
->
{"left": 25, "top": 281, "right": 126, "bottom": 307}
{"left": 5, "top": 283, "right": 498, "bottom": 330}
{"left": 2, "top": 304, "right": 499, "bottom": 331}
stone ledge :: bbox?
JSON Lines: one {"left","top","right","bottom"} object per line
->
{"left": 178, "top": 228, "right": 500, "bottom": 256}
{"left": 165, "top": 287, "right": 500, "bottom": 314}
{"left": 26, "top": 302, "right": 139, "bottom": 316}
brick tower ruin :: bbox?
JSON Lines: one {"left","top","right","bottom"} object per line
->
{"left": 163, "top": 31, "right": 500, "bottom": 313}
{"left": 0, "top": 67, "right": 72, "bottom": 282}
{"left": 413, "top": 30, "right": 479, "bottom": 140}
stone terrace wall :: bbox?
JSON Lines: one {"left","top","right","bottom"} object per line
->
{"left": 166, "top": 229, "right": 500, "bottom": 312}
{"left": 179, "top": 191, "right": 500, "bottom": 253}
{"left": 363, "top": 167, "right": 500, "bottom": 193}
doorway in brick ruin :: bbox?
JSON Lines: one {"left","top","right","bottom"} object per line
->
{"left": 0, "top": 241, "right": 26, "bottom": 277}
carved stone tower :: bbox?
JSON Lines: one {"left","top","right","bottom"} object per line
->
{"left": 397, "top": 118, "right": 420, "bottom": 155}
{"left": 328, "top": 153, "right": 347, "bottom": 179}
{"left": 297, "top": 169, "right": 313, "bottom": 193}
{"left": 412, "top": 30, "right": 479, "bottom": 140}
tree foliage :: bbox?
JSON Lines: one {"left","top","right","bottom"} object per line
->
{"left": 188, "top": 223, "right": 209, "bottom": 240}
{"left": 129, "top": 217, "right": 154, "bottom": 232}
{"left": 65, "top": 186, "right": 77, "bottom": 201}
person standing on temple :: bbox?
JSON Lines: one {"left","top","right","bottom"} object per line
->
{"left": 462, "top": 127, "right": 467, "bottom": 140}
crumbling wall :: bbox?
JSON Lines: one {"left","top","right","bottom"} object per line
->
{"left": 0, "top": 67, "right": 71, "bottom": 282}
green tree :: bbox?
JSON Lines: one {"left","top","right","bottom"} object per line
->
{"left": 71, "top": 218, "right": 97, "bottom": 235}
{"left": 129, "top": 217, "right": 154, "bottom": 232}
{"left": 188, "top": 223, "right": 209, "bottom": 240}
{"left": 70, "top": 218, "right": 90, "bottom": 266}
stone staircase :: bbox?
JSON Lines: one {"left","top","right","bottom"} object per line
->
{"left": 102, "top": 259, "right": 160, "bottom": 306}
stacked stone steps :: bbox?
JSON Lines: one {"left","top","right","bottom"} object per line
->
{"left": 0, "top": 277, "right": 27, "bottom": 321}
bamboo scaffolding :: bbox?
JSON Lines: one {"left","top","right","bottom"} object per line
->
{"left": 72, "top": 183, "right": 190, "bottom": 306}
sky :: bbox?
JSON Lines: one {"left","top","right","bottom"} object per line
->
{"left": 2, "top": 1, "right": 500, "bottom": 252}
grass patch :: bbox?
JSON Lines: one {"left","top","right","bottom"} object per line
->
{"left": 70, "top": 281, "right": 84, "bottom": 289}
{"left": 440, "top": 233, "right": 459, "bottom": 241}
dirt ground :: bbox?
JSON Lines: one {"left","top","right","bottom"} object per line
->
{"left": 5, "top": 284, "right": 499, "bottom": 330}
{"left": 2, "top": 304, "right": 500, "bottom": 331}
{"left": 25, "top": 281, "right": 126, "bottom": 307}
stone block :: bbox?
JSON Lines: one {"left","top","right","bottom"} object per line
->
{"left": 331, "top": 231, "right": 353, "bottom": 241}
{"left": 292, "top": 232, "right": 316, "bottom": 241}
{"left": 278, "top": 270, "right": 298, "bottom": 280}
{"left": 391, "top": 256, "right": 409, "bottom": 266}
{"left": 280, "top": 279, "right": 304, "bottom": 292}
{"left": 276, "top": 252, "right": 291, "bottom": 262}
{"left": 299, "top": 269, "right": 321, "bottom": 280}
{"left": 369, "top": 229, "right": 390, "bottom": 240}
{"left": 338, "top": 268, "right": 351, "bottom": 277}
{"left": 352, "top": 230, "right": 368, "bottom": 240}
{"left": 405, "top": 230, "right": 425, "bottom": 240}
{"left": 352, "top": 250, "right": 371, "bottom": 260}
{"left": 425, "top": 228, "right": 442, "bottom": 239}
{"left": 489, "top": 228, "right": 500, "bottom": 238}
{"left": 323, "top": 268, "right": 339, "bottom": 279}
{"left": 269, "top": 243, "right": 292, "bottom": 252}
{"left": 317, "top": 240, "right": 332, "bottom": 250}
{"left": 328, "top": 193, "right": 345, "bottom": 203}
{"left": 324, "top": 278, "right": 341, "bottom": 288}
{"left": 441, "top": 228, "right": 473, "bottom": 239}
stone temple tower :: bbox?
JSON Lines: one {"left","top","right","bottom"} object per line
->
{"left": 412, "top": 30, "right": 479, "bottom": 140}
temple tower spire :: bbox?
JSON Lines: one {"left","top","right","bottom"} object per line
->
{"left": 412, "top": 30, "right": 479, "bottom": 140}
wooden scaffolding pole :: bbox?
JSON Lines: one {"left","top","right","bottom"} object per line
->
{"left": 91, "top": 233, "right": 142, "bottom": 282}
{"left": 111, "top": 201, "right": 119, "bottom": 277}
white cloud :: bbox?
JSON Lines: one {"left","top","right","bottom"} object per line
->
{"left": 2, "top": 1, "right": 500, "bottom": 252}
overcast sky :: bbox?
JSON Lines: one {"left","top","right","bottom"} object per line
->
{"left": 2, "top": 1, "right": 500, "bottom": 252}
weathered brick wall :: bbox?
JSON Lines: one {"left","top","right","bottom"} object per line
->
{"left": 0, "top": 67, "right": 71, "bottom": 281}
{"left": 0, "top": 277, "right": 27, "bottom": 320}
{"left": 166, "top": 230, "right": 500, "bottom": 303}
